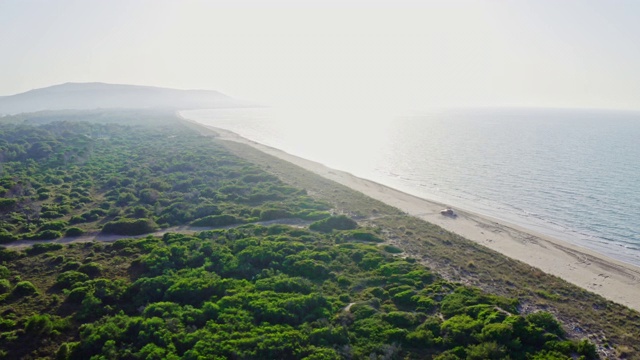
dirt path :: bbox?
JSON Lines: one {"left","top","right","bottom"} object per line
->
{"left": 2, "top": 218, "right": 313, "bottom": 249}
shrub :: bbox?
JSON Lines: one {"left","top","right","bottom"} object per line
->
{"left": 25, "top": 243, "right": 63, "bottom": 256}
{"left": 90, "top": 209, "right": 107, "bottom": 216}
{"left": 193, "top": 204, "right": 220, "bottom": 218}
{"left": 255, "top": 275, "right": 313, "bottom": 294}
{"left": 38, "top": 221, "right": 68, "bottom": 232}
{"left": 259, "top": 209, "right": 293, "bottom": 221}
{"left": 384, "top": 311, "right": 419, "bottom": 327}
{"left": 102, "top": 218, "right": 157, "bottom": 235}
{"left": 139, "top": 189, "right": 160, "bottom": 204}
{"left": 25, "top": 314, "right": 53, "bottom": 336}
{"left": 78, "top": 262, "right": 102, "bottom": 277}
{"left": 527, "top": 311, "right": 564, "bottom": 337}
{"left": 0, "top": 279, "right": 11, "bottom": 294}
{"left": 61, "top": 261, "right": 82, "bottom": 271}
{"left": 29, "top": 230, "right": 63, "bottom": 240}
{"left": 441, "top": 314, "right": 483, "bottom": 345}
{"left": 51, "top": 255, "right": 65, "bottom": 265}
{"left": 80, "top": 212, "right": 100, "bottom": 222}
{"left": 0, "top": 198, "right": 17, "bottom": 210}
{"left": 288, "top": 259, "right": 330, "bottom": 280}
{"left": 0, "top": 230, "right": 17, "bottom": 244}
{"left": 0, "top": 265, "right": 9, "bottom": 278}
{"left": 56, "top": 343, "right": 71, "bottom": 360}
{"left": 577, "top": 339, "right": 597, "bottom": 359}
{"left": 41, "top": 211, "right": 64, "bottom": 219}
{"left": 12, "top": 281, "right": 38, "bottom": 296}
{"left": 116, "top": 192, "right": 139, "bottom": 206}
{"left": 69, "top": 215, "right": 85, "bottom": 224}
{"left": 0, "top": 248, "right": 20, "bottom": 262}
{"left": 66, "top": 286, "right": 90, "bottom": 304}
{"left": 383, "top": 245, "right": 403, "bottom": 254}
{"left": 412, "top": 295, "right": 436, "bottom": 311}
{"left": 309, "top": 215, "right": 358, "bottom": 233}
{"left": 297, "top": 210, "right": 331, "bottom": 221}
{"left": 406, "top": 329, "right": 436, "bottom": 347}
{"left": 350, "top": 230, "right": 384, "bottom": 243}
{"left": 465, "top": 342, "right": 505, "bottom": 360}
{"left": 393, "top": 290, "right": 416, "bottom": 305}
{"left": 191, "top": 215, "right": 239, "bottom": 227}
{"left": 65, "top": 227, "right": 85, "bottom": 237}
{"left": 56, "top": 271, "right": 89, "bottom": 289}
{"left": 478, "top": 322, "right": 514, "bottom": 343}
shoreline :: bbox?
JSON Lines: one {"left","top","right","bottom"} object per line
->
{"left": 180, "top": 114, "right": 640, "bottom": 311}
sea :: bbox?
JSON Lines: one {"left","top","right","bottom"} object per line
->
{"left": 181, "top": 107, "right": 640, "bottom": 267}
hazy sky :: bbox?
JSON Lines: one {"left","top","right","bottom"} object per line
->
{"left": 1, "top": 0, "right": 640, "bottom": 110}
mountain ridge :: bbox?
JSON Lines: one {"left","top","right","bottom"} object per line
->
{"left": 0, "top": 82, "right": 251, "bottom": 114}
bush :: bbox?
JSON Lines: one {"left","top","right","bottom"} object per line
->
{"left": 191, "top": 215, "right": 239, "bottom": 227}
{"left": 296, "top": 210, "right": 331, "bottom": 221}
{"left": 25, "top": 243, "right": 63, "bottom": 256}
{"left": 0, "top": 265, "right": 9, "bottom": 278}
{"left": 0, "top": 198, "right": 17, "bottom": 210}
{"left": 102, "top": 218, "right": 157, "bottom": 235}
{"left": 69, "top": 215, "right": 86, "bottom": 224}
{"left": 350, "top": 230, "right": 384, "bottom": 243}
{"left": 527, "top": 311, "right": 564, "bottom": 337}
{"left": 193, "top": 204, "right": 220, "bottom": 218}
{"left": 12, "top": 281, "right": 38, "bottom": 296}
{"left": 0, "top": 230, "right": 17, "bottom": 244}
{"left": 29, "top": 230, "right": 63, "bottom": 240}
{"left": 309, "top": 215, "right": 358, "bottom": 233}
{"left": 38, "top": 221, "right": 68, "bottom": 232}
{"left": 383, "top": 245, "right": 403, "bottom": 254}
{"left": 41, "top": 211, "right": 64, "bottom": 219}
{"left": 65, "top": 227, "right": 85, "bottom": 237}
{"left": 61, "top": 261, "right": 82, "bottom": 271}
{"left": 384, "top": 311, "right": 419, "bottom": 327}
{"left": 412, "top": 295, "right": 436, "bottom": 311}
{"left": 255, "top": 275, "right": 313, "bottom": 294}
{"left": 56, "top": 271, "right": 89, "bottom": 289}
{"left": 78, "top": 262, "right": 102, "bottom": 277}
{"left": 0, "top": 248, "right": 20, "bottom": 262}
{"left": 25, "top": 314, "right": 53, "bottom": 336}
{"left": 66, "top": 286, "right": 90, "bottom": 304}
{"left": 0, "top": 279, "right": 11, "bottom": 294}
{"left": 577, "top": 339, "right": 597, "bottom": 359}
{"left": 259, "top": 209, "right": 293, "bottom": 221}
{"left": 56, "top": 343, "right": 71, "bottom": 360}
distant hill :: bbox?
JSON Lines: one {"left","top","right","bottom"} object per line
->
{"left": 0, "top": 82, "right": 251, "bottom": 114}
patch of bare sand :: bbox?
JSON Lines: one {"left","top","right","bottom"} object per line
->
{"left": 198, "top": 122, "right": 640, "bottom": 312}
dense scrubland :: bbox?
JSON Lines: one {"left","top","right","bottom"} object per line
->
{"left": 0, "top": 110, "right": 635, "bottom": 359}
{"left": 0, "top": 110, "right": 330, "bottom": 243}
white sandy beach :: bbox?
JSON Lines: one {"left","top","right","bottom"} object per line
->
{"left": 192, "top": 121, "right": 640, "bottom": 312}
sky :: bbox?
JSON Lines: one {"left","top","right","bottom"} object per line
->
{"left": 1, "top": 0, "right": 640, "bottom": 111}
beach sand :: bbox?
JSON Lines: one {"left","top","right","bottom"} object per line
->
{"left": 195, "top": 122, "right": 640, "bottom": 312}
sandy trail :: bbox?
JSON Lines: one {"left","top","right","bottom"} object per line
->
{"left": 192, "top": 121, "right": 640, "bottom": 312}
{"left": 4, "top": 218, "right": 312, "bottom": 249}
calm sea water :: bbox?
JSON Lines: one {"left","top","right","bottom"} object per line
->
{"left": 182, "top": 107, "right": 640, "bottom": 267}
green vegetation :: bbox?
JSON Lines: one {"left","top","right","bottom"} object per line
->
{"left": 0, "top": 110, "right": 631, "bottom": 358}
{"left": 1, "top": 227, "right": 592, "bottom": 359}
{"left": 222, "top": 135, "right": 640, "bottom": 359}
{"left": 0, "top": 113, "right": 329, "bottom": 243}
{"left": 309, "top": 215, "right": 358, "bottom": 233}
